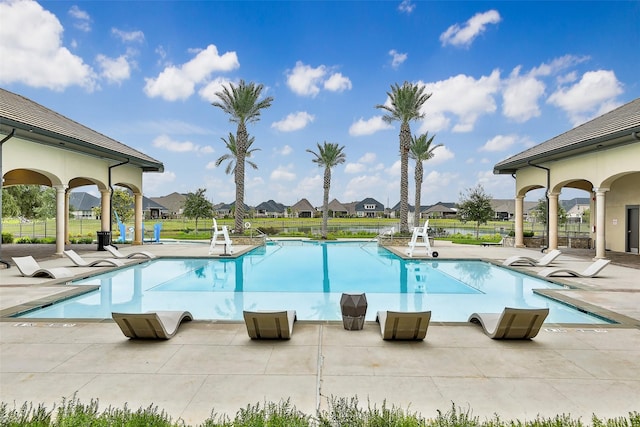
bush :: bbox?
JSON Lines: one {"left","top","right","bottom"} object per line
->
{"left": 1, "top": 232, "right": 13, "bottom": 244}
{"left": 508, "top": 230, "right": 535, "bottom": 237}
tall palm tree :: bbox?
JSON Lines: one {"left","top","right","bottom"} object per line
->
{"left": 376, "top": 82, "right": 431, "bottom": 233}
{"left": 212, "top": 80, "right": 274, "bottom": 233}
{"left": 409, "top": 132, "right": 442, "bottom": 227}
{"left": 306, "top": 142, "right": 346, "bottom": 239}
{"left": 215, "top": 133, "right": 260, "bottom": 175}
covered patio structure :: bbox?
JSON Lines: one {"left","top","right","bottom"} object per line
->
{"left": 1, "top": 88, "right": 164, "bottom": 257}
{"left": 494, "top": 97, "right": 640, "bottom": 259}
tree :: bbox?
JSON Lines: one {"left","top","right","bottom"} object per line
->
{"left": 112, "top": 189, "right": 134, "bottom": 224}
{"left": 33, "top": 187, "right": 56, "bottom": 219}
{"left": 376, "top": 81, "right": 432, "bottom": 233}
{"left": 183, "top": 188, "right": 213, "bottom": 233}
{"left": 409, "top": 132, "right": 442, "bottom": 227}
{"left": 215, "top": 132, "right": 260, "bottom": 175}
{"left": 212, "top": 80, "right": 274, "bottom": 233}
{"left": 307, "top": 142, "right": 346, "bottom": 239}
{"left": 457, "top": 184, "right": 494, "bottom": 239}
{"left": 3, "top": 185, "right": 43, "bottom": 219}
{"left": 1, "top": 189, "right": 19, "bottom": 217}
{"left": 532, "top": 198, "right": 567, "bottom": 226}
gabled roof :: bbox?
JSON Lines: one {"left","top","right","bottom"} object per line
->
{"left": 290, "top": 198, "right": 315, "bottom": 212}
{"left": 355, "top": 197, "right": 384, "bottom": 211}
{"left": 150, "top": 192, "right": 186, "bottom": 213}
{"left": 0, "top": 88, "right": 163, "bottom": 172}
{"left": 255, "top": 199, "right": 286, "bottom": 213}
{"left": 327, "top": 198, "right": 348, "bottom": 212}
{"left": 561, "top": 197, "right": 591, "bottom": 210}
{"left": 494, "top": 97, "right": 640, "bottom": 174}
{"left": 69, "top": 192, "right": 100, "bottom": 211}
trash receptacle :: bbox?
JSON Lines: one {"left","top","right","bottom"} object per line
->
{"left": 96, "top": 231, "right": 112, "bottom": 251}
{"left": 340, "top": 293, "right": 368, "bottom": 330}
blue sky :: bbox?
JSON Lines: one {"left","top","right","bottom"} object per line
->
{"left": 1, "top": 0, "right": 639, "bottom": 207}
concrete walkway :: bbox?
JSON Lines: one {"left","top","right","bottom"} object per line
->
{"left": 1, "top": 242, "right": 639, "bottom": 424}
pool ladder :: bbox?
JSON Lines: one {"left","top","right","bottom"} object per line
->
{"left": 360, "top": 227, "right": 395, "bottom": 247}
{"left": 254, "top": 228, "right": 283, "bottom": 247}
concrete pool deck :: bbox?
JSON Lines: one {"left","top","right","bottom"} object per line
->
{"left": 1, "top": 241, "right": 639, "bottom": 424}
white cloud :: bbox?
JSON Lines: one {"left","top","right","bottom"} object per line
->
{"left": 272, "top": 111, "right": 315, "bottom": 132}
{"left": 205, "top": 161, "right": 217, "bottom": 170}
{"left": 96, "top": 54, "right": 131, "bottom": 84}
{"left": 349, "top": 116, "right": 394, "bottom": 136}
{"left": 0, "top": 0, "right": 97, "bottom": 91}
{"left": 359, "top": 152, "right": 377, "bottom": 163}
{"left": 429, "top": 146, "right": 455, "bottom": 165}
{"left": 324, "top": 72, "right": 352, "bottom": 92}
{"left": 345, "top": 163, "right": 366, "bottom": 174}
{"left": 480, "top": 134, "right": 518, "bottom": 152}
{"left": 198, "top": 77, "right": 235, "bottom": 103}
{"left": 270, "top": 165, "right": 296, "bottom": 181}
{"left": 547, "top": 70, "right": 623, "bottom": 126}
{"left": 345, "top": 153, "right": 380, "bottom": 174}
{"left": 111, "top": 28, "right": 144, "bottom": 43}
{"left": 389, "top": 49, "right": 408, "bottom": 69}
{"left": 152, "top": 134, "right": 212, "bottom": 153}
{"left": 417, "top": 70, "right": 501, "bottom": 133}
{"left": 144, "top": 44, "right": 239, "bottom": 101}
{"left": 398, "top": 0, "right": 415, "bottom": 14}
{"left": 143, "top": 171, "right": 176, "bottom": 194}
{"left": 68, "top": 5, "right": 91, "bottom": 32}
{"left": 286, "top": 61, "right": 326, "bottom": 97}
{"left": 343, "top": 174, "right": 395, "bottom": 203}
{"left": 286, "top": 61, "right": 351, "bottom": 97}
{"left": 275, "top": 145, "right": 293, "bottom": 156}
{"left": 502, "top": 66, "right": 545, "bottom": 122}
{"left": 440, "top": 10, "right": 501, "bottom": 47}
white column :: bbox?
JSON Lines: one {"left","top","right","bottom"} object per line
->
{"left": 100, "top": 189, "right": 111, "bottom": 232}
{"left": 54, "top": 184, "right": 68, "bottom": 256}
{"left": 548, "top": 191, "right": 559, "bottom": 250}
{"left": 134, "top": 192, "right": 143, "bottom": 245}
{"left": 594, "top": 187, "right": 609, "bottom": 259}
{"left": 64, "top": 189, "right": 70, "bottom": 244}
{"left": 515, "top": 195, "right": 524, "bottom": 248}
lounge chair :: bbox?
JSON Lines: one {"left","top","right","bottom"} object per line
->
{"left": 12, "top": 255, "right": 73, "bottom": 279}
{"left": 63, "top": 250, "right": 125, "bottom": 267}
{"left": 105, "top": 245, "right": 156, "bottom": 259}
{"left": 538, "top": 259, "right": 611, "bottom": 278}
{"left": 112, "top": 311, "right": 193, "bottom": 339}
{"left": 209, "top": 218, "right": 233, "bottom": 255}
{"left": 468, "top": 307, "right": 549, "bottom": 339}
{"left": 503, "top": 249, "right": 562, "bottom": 267}
{"left": 375, "top": 310, "right": 431, "bottom": 340}
{"left": 243, "top": 310, "right": 296, "bottom": 339}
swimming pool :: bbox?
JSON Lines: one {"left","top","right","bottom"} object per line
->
{"left": 17, "top": 241, "right": 611, "bottom": 323}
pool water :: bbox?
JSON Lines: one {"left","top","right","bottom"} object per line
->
{"left": 18, "top": 241, "right": 611, "bottom": 323}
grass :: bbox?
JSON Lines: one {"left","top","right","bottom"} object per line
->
{"left": 1, "top": 396, "right": 638, "bottom": 426}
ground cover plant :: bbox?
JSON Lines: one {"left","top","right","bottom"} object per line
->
{"left": 1, "top": 396, "right": 638, "bottom": 427}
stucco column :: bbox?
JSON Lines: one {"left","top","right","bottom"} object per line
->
{"left": 134, "top": 192, "right": 143, "bottom": 245}
{"left": 548, "top": 191, "right": 559, "bottom": 251}
{"left": 594, "top": 187, "right": 609, "bottom": 259}
{"left": 100, "top": 189, "right": 111, "bottom": 232}
{"left": 54, "top": 184, "right": 68, "bottom": 256}
{"left": 64, "top": 189, "right": 70, "bottom": 244}
{"left": 514, "top": 195, "right": 525, "bottom": 248}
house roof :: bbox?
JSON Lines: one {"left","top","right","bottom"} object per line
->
{"left": 355, "top": 197, "right": 384, "bottom": 211}
{"left": 69, "top": 192, "right": 100, "bottom": 211}
{"left": 494, "top": 97, "right": 640, "bottom": 174}
{"left": 290, "top": 198, "right": 315, "bottom": 212}
{"left": 561, "top": 197, "right": 591, "bottom": 210}
{"left": 0, "top": 88, "right": 164, "bottom": 172}
{"left": 150, "top": 192, "right": 186, "bottom": 213}
{"left": 255, "top": 199, "right": 286, "bottom": 213}
{"left": 327, "top": 198, "right": 348, "bottom": 212}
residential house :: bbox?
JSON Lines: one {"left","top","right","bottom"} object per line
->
{"left": 69, "top": 192, "right": 101, "bottom": 219}
{"left": 561, "top": 197, "right": 591, "bottom": 223}
{"left": 255, "top": 200, "right": 287, "bottom": 217}
{"left": 491, "top": 199, "right": 537, "bottom": 221}
{"left": 150, "top": 192, "right": 186, "bottom": 218}
{"left": 422, "top": 202, "right": 457, "bottom": 219}
{"left": 327, "top": 199, "right": 348, "bottom": 217}
{"left": 355, "top": 197, "right": 385, "bottom": 218}
{"left": 290, "top": 198, "right": 316, "bottom": 218}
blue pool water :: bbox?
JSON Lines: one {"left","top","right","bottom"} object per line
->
{"left": 18, "top": 241, "right": 611, "bottom": 323}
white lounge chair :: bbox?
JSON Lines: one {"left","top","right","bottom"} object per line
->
{"left": 209, "top": 218, "right": 233, "bottom": 255}
{"left": 468, "top": 307, "right": 549, "bottom": 339}
{"left": 105, "top": 245, "right": 156, "bottom": 259}
{"left": 406, "top": 220, "right": 438, "bottom": 258}
{"left": 63, "top": 250, "right": 124, "bottom": 267}
{"left": 112, "top": 311, "right": 193, "bottom": 339}
{"left": 243, "top": 310, "right": 296, "bottom": 339}
{"left": 538, "top": 259, "right": 611, "bottom": 278}
{"left": 12, "top": 256, "right": 73, "bottom": 279}
{"left": 376, "top": 310, "right": 431, "bottom": 340}
{"left": 503, "top": 249, "right": 562, "bottom": 267}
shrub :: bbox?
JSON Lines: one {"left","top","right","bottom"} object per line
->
{"left": 1, "top": 232, "right": 13, "bottom": 244}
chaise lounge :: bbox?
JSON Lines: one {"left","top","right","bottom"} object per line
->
{"left": 502, "top": 249, "right": 562, "bottom": 267}
{"left": 468, "top": 307, "right": 549, "bottom": 339}
{"left": 105, "top": 245, "right": 156, "bottom": 259}
{"left": 243, "top": 310, "right": 296, "bottom": 339}
{"left": 112, "top": 311, "right": 193, "bottom": 339}
{"left": 12, "top": 255, "right": 73, "bottom": 279}
{"left": 64, "top": 250, "right": 125, "bottom": 267}
{"left": 538, "top": 258, "right": 611, "bottom": 278}
{"left": 375, "top": 310, "right": 432, "bottom": 340}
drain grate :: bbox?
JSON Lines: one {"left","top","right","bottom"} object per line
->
{"left": 13, "top": 322, "right": 76, "bottom": 328}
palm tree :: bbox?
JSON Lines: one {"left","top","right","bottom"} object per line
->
{"left": 215, "top": 133, "right": 260, "bottom": 175}
{"left": 212, "top": 80, "right": 274, "bottom": 233}
{"left": 306, "top": 142, "right": 346, "bottom": 239}
{"left": 376, "top": 82, "right": 431, "bottom": 233}
{"left": 409, "top": 132, "right": 442, "bottom": 227}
